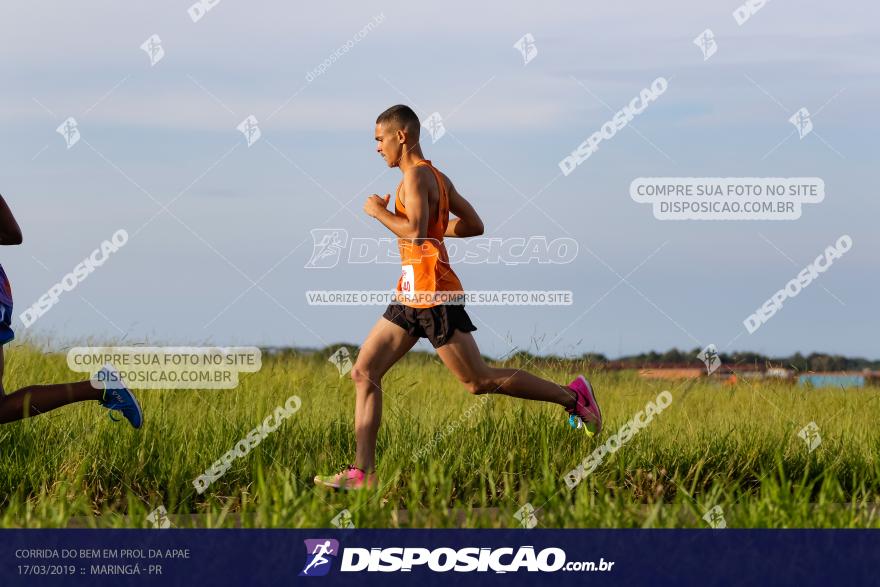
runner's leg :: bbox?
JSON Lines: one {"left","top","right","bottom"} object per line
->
{"left": 435, "top": 330, "right": 576, "bottom": 407}
{"left": 352, "top": 317, "right": 418, "bottom": 472}
{"left": 0, "top": 346, "right": 103, "bottom": 424}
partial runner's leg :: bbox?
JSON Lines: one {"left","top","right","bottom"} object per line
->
{"left": 351, "top": 317, "right": 418, "bottom": 472}
{"left": 0, "top": 346, "right": 103, "bottom": 424}
{"left": 435, "top": 330, "right": 576, "bottom": 407}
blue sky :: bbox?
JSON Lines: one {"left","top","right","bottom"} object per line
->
{"left": 0, "top": 1, "right": 876, "bottom": 359}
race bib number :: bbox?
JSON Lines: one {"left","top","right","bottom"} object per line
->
{"left": 400, "top": 264, "right": 415, "bottom": 299}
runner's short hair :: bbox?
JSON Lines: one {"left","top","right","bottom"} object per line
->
{"left": 376, "top": 104, "right": 420, "bottom": 137}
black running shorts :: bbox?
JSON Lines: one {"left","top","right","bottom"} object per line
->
{"left": 381, "top": 302, "right": 477, "bottom": 348}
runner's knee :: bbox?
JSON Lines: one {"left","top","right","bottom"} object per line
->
{"left": 350, "top": 364, "right": 379, "bottom": 388}
{"left": 462, "top": 376, "right": 495, "bottom": 395}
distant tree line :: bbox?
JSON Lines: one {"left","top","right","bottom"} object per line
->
{"left": 265, "top": 345, "right": 878, "bottom": 373}
{"left": 584, "top": 348, "right": 878, "bottom": 372}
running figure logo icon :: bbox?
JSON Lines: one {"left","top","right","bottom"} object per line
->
{"left": 140, "top": 34, "right": 165, "bottom": 66}
{"left": 702, "top": 505, "right": 727, "bottom": 529}
{"left": 697, "top": 344, "right": 722, "bottom": 375}
{"left": 798, "top": 421, "right": 822, "bottom": 452}
{"left": 305, "top": 229, "right": 348, "bottom": 269}
{"left": 300, "top": 539, "right": 340, "bottom": 577}
{"left": 56, "top": 117, "right": 80, "bottom": 149}
{"left": 328, "top": 347, "right": 353, "bottom": 377}
{"left": 513, "top": 33, "right": 538, "bottom": 65}
{"left": 236, "top": 114, "right": 262, "bottom": 147}
{"left": 693, "top": 29, "right": 717, "bottom": 61}
{"left": 789, "top": 107, "right": 813, "bottom": 139}
{"left": 513, "top": 502, "right": 538, "bottom": 528}
{"left": 421, "top": 112, "right": 446, "bottom": 144}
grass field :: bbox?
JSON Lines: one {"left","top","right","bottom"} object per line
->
{"left": 1, "top": 342, "right": 879, "bottom": 529}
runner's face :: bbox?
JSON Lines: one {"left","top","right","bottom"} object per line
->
{"left": 375, "top": 123, "right": 403, "bottom": 167}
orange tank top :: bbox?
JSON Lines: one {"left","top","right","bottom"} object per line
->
{"left": 394, "top": 160, "right": 464, "bottom": 308}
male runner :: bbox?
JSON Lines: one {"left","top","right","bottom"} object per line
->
{"left": 314, "top": 105, "right": 601, "bottom": 490}
{"left": 0, "top": 194, "right": 142, "bottom": 427}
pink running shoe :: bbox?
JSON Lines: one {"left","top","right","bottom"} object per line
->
{"left": 566, "top": 375, "right": 602, "bottom": 437}
{"left": 314, "top": 466, "right": 377, "bottom": 491}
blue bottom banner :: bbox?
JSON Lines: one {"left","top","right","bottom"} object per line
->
{"left": 1, "top": 529, "right": 877, "bottom": 586}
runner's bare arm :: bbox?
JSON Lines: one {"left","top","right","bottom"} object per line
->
{"left": 0, "top": 195, "right": 23, "bottom": 245}
{"left": 445, "top": 183, "right": 484, "bottom": 238}
{"left": 363, "top": 169, "right": 430, "bottom": 242}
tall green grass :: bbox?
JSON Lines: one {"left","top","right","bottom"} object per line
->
{"left": 1, "top": 343, "right": 878, "bottom": 528}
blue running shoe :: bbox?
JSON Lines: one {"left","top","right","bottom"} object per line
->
{"left": 96, "top": 364, "right": 143, "bottom": 429}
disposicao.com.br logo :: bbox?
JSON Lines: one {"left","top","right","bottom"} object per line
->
{"left": 300, "top": 539, "right": 613, "bottom": 575}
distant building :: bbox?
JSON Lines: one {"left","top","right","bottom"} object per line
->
{"left": 798, "top": 373, "right": 865, "bottom": 388}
